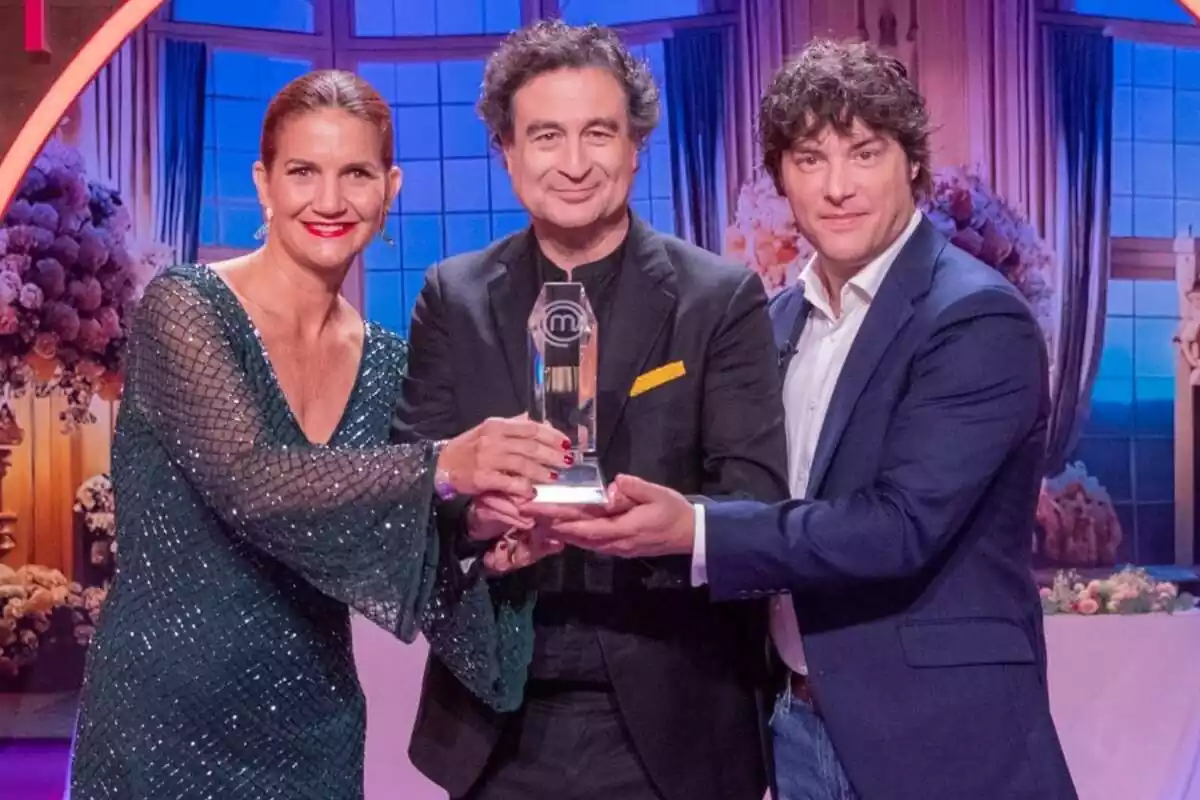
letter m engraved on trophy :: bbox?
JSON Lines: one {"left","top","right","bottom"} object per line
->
{"left": 547, "top": 309, "right": 578, "bottom": 338}
{"left": 539, "top": 299, "right": 586, "bottom": 347}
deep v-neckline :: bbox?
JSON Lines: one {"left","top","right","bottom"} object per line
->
{"left": 201, "top": 265, "right": 370, "bottom": 448}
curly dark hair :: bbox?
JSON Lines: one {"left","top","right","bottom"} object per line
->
{"left": 477, "top": 19, "right": 660, "bottom": 149}
{"left": 759, "top": 39, "right": 932, "bottom": 198}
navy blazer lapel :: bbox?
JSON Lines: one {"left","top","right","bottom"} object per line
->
{"left": 595, "top": 215, "right": 676, "bottom": 455}
{"left": 807, "top": 217, "right": 944, "bottom": 495}
{"left": 485, "top": 232, "right": 539, "bottom": 409}
{"left": 769, "top": 284, "right": 811, "bottom": 377}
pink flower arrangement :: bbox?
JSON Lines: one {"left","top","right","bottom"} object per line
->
{"left": 0, "top": 136, "right": 165, "bottom": 429}
{"left": 723, "top": 172, "right": 814, "bottom": 294}
{"left": 723, "top": 166, "right": 1057, "bottom": 349}
{"left": 1040, "top": 566, "right": 1196, "bottom": 615}
{"left": 1035, "top": 462, "right": 1123, "bottom": 566}
{"left": 923, "top": 167, "right": 1056, "bottom": 347}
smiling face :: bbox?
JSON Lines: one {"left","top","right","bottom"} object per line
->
{"left": 501, "top": 66, "right": 638, "bottom": 235}
{"left": 253, "top": 107, "right": 401, "bottom": 275}
{"left": 778, "top": 117, "right": 917, "bottom": 278}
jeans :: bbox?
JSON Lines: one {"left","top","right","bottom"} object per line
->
{"left": 770, "top": 682, "right": 859, "bottom": 800}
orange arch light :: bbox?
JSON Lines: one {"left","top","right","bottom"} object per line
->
{"left": 0, "top": 0, "right": 167, "bottom": 217}
{"left": 1184, "top": 0, "right": 1200, "bottom": 22}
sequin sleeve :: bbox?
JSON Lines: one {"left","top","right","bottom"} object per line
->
{"left": 124, "top": 272, "right": 530, "bottom": 711}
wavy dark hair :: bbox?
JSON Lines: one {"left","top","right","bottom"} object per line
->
{"left": 759, "top": 39, "right": 932, "bottom": 198}
{"left": 477, "top": 19, "right": 660, "bottom": 149}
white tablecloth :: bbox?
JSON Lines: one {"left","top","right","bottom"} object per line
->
{"left": 1041, "top": 612, "right": 1200, "bottom": 800}
{"left": 352, "top": 611, "right": 1200, "bottom": 800}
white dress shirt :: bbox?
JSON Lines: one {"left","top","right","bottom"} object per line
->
{"left": 691, "top": 210, "right": 922, "bottom": 676}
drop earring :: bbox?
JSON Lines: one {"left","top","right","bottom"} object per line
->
{"left": 378, "top": 225, "right": 394, "bottom": 246}
{"left": 254, "top": 211, "right": 272, "bottom": 241}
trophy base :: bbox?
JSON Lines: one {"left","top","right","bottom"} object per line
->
{"left": 532, "top": 458, "right": 607, "bottom": 504}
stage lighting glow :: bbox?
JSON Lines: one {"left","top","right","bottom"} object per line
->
{"left": 0, "top": 0, "right": 167, "bottom": 217}
{"left": 1183, "top": 0, "right": 1200, "bottom": 22}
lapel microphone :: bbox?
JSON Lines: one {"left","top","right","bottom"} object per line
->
{"left": 775, "top": 291, "right": 808, "bottom": 372}
{"left": 777, "top": 341, "right": 798, "bottom": 371}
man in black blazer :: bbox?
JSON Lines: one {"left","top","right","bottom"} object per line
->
{"left": 391, "top": 19, "right": 788, "bottom": 800}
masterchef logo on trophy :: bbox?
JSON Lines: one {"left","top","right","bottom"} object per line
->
{"left": 538, "top": 299, "right": 587, "bottom": 347}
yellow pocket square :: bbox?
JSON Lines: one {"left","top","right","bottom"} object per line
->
{"left": 630, "top": 361, "right": 686, "bottom": 397}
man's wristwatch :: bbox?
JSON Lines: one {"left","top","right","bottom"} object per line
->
{"left": 432, "top": 440, "right": 457, "bottom": 501}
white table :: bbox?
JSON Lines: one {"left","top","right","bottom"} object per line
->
{"left": 352, "top": 611, "right": 1200, "bottom": 800}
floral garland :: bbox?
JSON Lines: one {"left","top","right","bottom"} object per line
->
{"left": 0, "top": 135, "right": 169, "bottom": 430}
{"left": 1040, "top": 566, "right": 1196, "bottom": 616}
{"left": 723, "top": 166, "right": 1057, "bottom": 349}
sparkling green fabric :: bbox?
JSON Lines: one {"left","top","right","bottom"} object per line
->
{"left": 69, "top": 265, "right": 532, "bottom": 799}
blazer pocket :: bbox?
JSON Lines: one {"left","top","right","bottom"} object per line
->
{"left": 629, "top": 360, "right": 686, "bottom": 398}
{"left": 898, "top": 617, "right": 1035, "bottom": 668}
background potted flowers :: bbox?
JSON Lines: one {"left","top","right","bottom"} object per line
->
{"left": 0, "top": 473, "right": 113, "bottom": 691}
{"left": 1034, "top": 462, "right": 1124, "bottom": 567}
{"left": 0, "top": 563, "right": 103, "bottom": 691}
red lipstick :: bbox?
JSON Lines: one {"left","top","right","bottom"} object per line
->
{"left": 303, "top": 223, "right": 356, "bottom": 238}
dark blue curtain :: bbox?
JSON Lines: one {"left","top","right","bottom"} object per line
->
{"left": 664, "top": 27, "right": 728, "bottom": 253}
{"left": 1045, "top": 25, "right": 1113, "bottom": 475}
{"left": 157, "top": 39, "right": 207, "bottom": 264}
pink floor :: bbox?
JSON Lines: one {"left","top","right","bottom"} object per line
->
{"left": 0, "top": 740, "right": 70, "bottom": 800}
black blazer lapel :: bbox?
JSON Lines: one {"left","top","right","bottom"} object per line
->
{"left": 485, "top": 231, "right": 539, "bottom": 409}
{"left": 595, "top": 216, "right": 677, "bottom": 455}
{"left": 807, "top": 217, "right": 944, "bottom": 494}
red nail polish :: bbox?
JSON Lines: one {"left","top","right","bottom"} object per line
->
{"left": 550, "top": 472, "right": 559, "bottom": 480}
{"left": 562, "top": 440, "right": 571, "bottom": 450}
{"left": 564, "top": 453, "right": 575, "bottom": 465}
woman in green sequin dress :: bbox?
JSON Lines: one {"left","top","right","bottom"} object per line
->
{"left": 68, "top": 70, "right": 566, "bottom": 799}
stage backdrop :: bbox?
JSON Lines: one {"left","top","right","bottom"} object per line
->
{"left": 2, "top": 0, "right": 1200, "bottom": 752}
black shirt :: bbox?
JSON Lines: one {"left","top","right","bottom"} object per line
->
{"left": 529, "top": 237, "right": 626, "bottom": 683}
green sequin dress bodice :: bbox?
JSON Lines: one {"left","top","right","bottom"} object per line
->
{"left": 68, "top": 265, "right": 533, "bottom": 799}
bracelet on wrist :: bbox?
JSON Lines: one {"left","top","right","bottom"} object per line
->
{"left": 431, "top": 440, "right": 457, "bottom": 501}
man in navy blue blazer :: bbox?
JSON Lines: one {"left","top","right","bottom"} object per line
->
{"left": 536, "top": 39, "right": 1078, "bottom": 800}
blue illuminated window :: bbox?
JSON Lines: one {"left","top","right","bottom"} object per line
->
{"left": 199, "top": 50, "right": 313, "bottom": 251}
{"left": 170, "top": 0, "right": 316, "bottom": 32}
{"left": 628, "top": 42, "right": 675, "bottom": 235}
{"left": 355, "top": 59, "right": 528, "bottom": 333}
{"left": 1073, "top": 279, "right": 1180, "bottom": 562}
{"left": 1072, "top": 0, "right": 1196, "bottom": 25}
{"left": 558, "top": 0, "right": 703, "bottom": 25}
{"left": 353, "top": 0, "right": 521, "bottom": 36}
{"left": 1109, "top": 40, "right": 1200, "bottom": 238}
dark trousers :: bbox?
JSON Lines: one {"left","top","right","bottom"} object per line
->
{"left": 461, "top": 684, "right": 665, "bottom": 800}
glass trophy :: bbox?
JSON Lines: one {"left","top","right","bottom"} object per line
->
{"left": 527, "top": 282, "right": 607, "bottom": 504}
